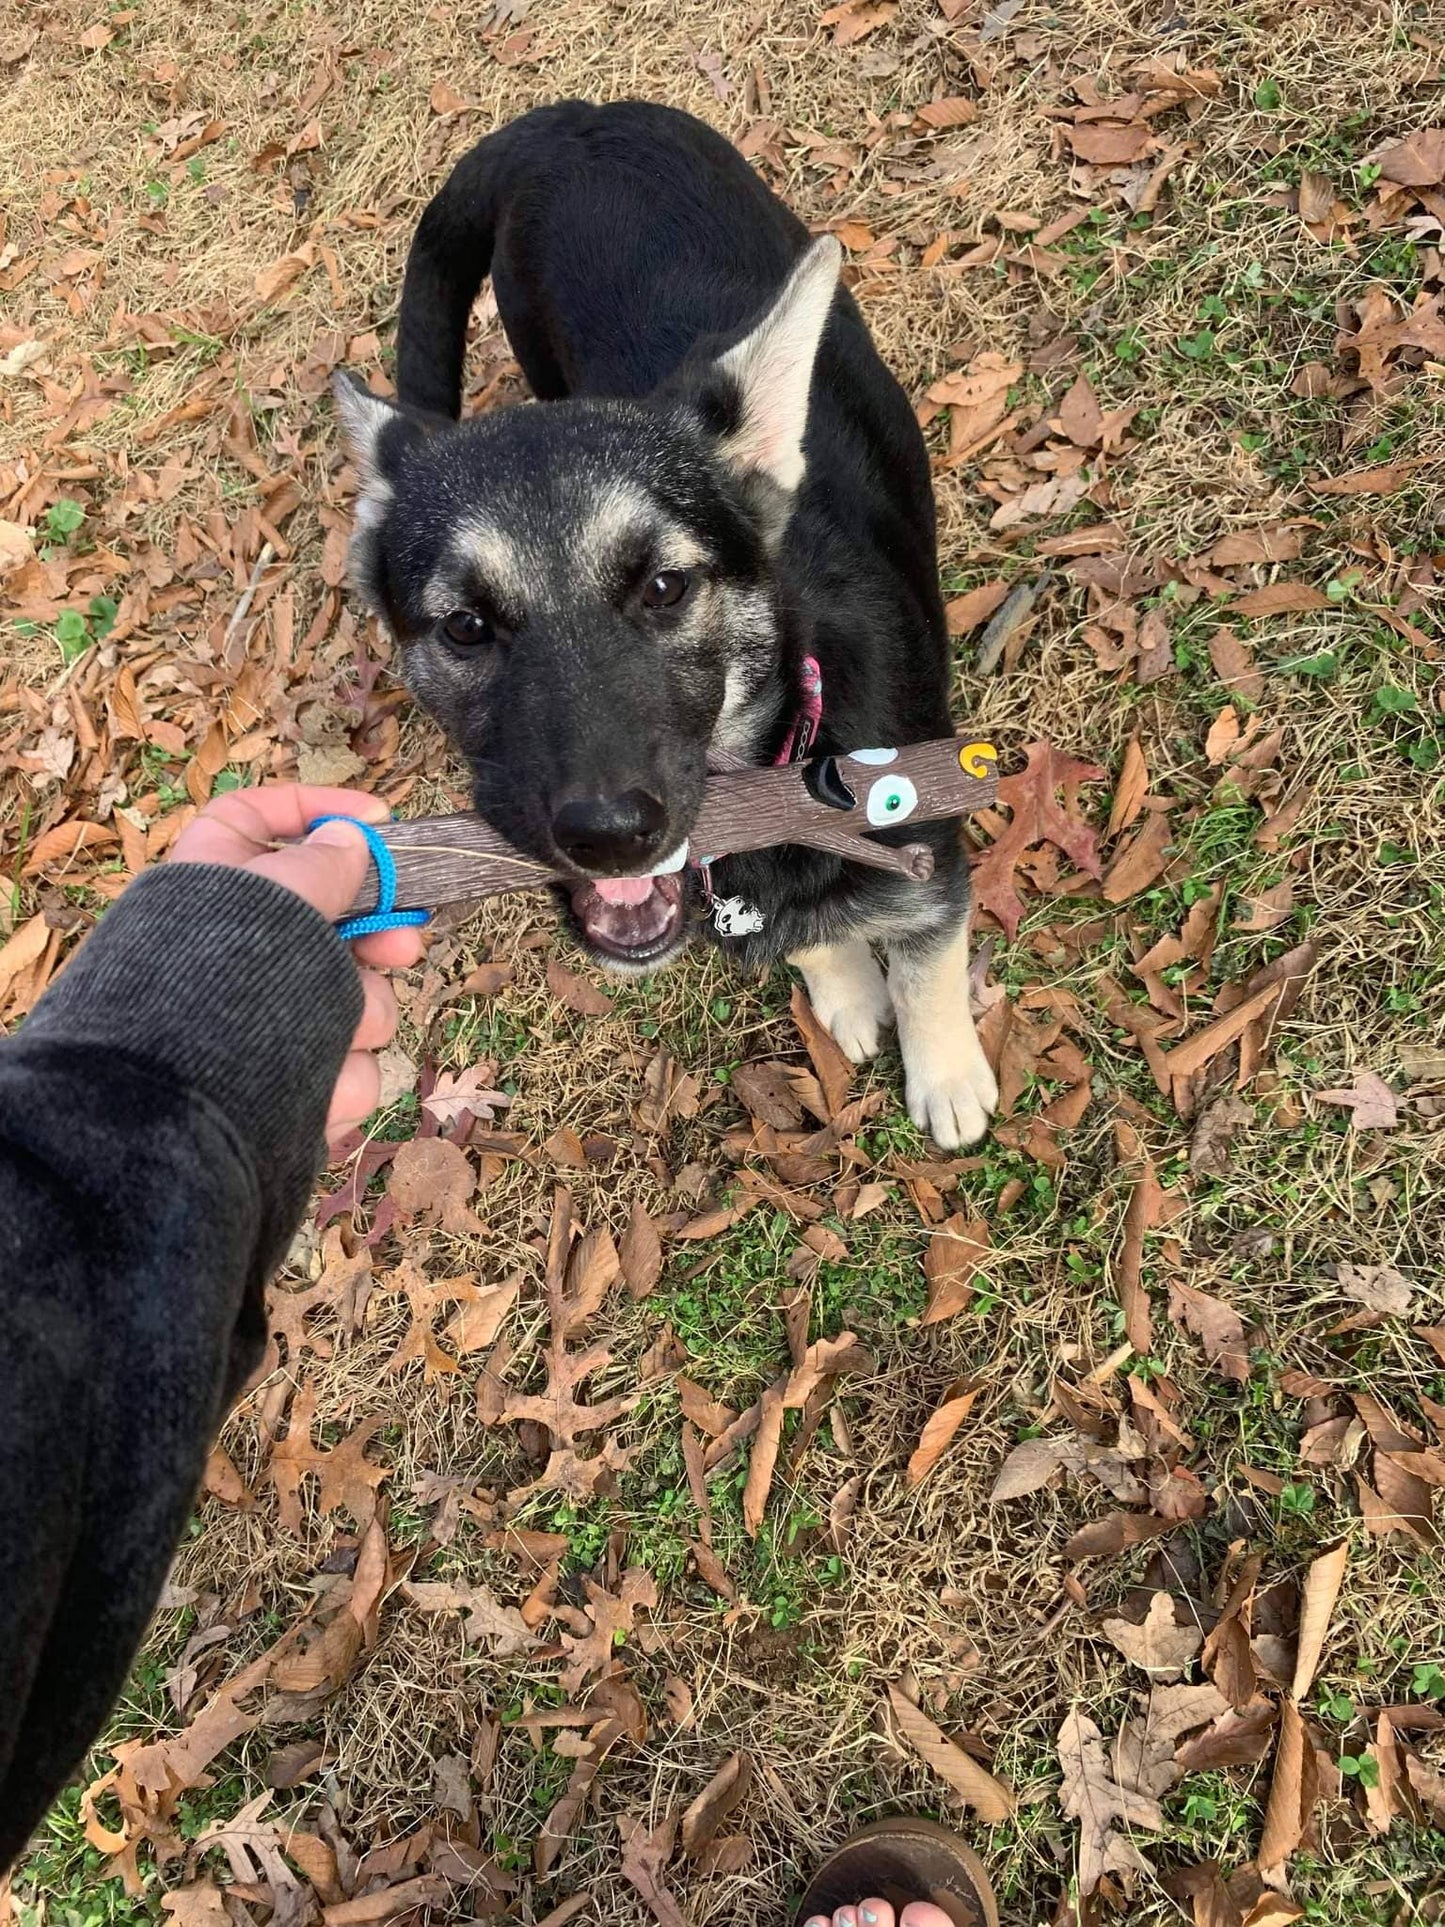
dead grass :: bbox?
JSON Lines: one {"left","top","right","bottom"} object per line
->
{"left": 5, "top": 0, "right": 1445, "bottom": 1921}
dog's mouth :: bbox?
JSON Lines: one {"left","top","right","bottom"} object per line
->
{"left": 570, "top": 871, "right": 687, "bottom": 962}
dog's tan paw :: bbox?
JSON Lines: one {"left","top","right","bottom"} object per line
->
{"left": 790, "top": 939, "right": 894, "bottom": 1062}
{"left": 819, "top": 980, "right": 895, "bottom": 1062}
{"left": 904, "top": 1036, "right": 997, "bottom": 1149}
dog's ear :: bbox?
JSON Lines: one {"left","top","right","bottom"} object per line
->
{"left": 331, "top": 371, "right": 428, "bottom": 500}
{"left": 699, "top": 236, "right": 842, "bottom": 493}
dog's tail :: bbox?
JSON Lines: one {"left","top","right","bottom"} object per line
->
{"left": 395, "top": 121, "right": 517, "bottom": 421}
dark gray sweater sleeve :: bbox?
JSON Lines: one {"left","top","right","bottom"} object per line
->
{"left": 0, "top": 864, "right": 362, "bottom": 1868}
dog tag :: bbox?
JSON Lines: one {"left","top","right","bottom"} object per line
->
{"left": 712, "top": 894, "right": 765, "bottom": 937}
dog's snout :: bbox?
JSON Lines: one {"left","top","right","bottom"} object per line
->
{"left": 551, "top": 788, "right": 667, "bottom": 872}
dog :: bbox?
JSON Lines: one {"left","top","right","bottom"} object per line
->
{"left": 334, "top": 99, "right": 997, "bottom": 1148}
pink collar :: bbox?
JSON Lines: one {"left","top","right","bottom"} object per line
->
{"left": 774, "top": 654, "right": 824, "bottom": 765}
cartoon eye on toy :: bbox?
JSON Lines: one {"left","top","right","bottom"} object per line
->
{"left": 865, "top": 774, "right": 919, "bottom": 826}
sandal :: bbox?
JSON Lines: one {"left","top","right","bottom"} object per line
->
{"left": 794, "top": 1817, "right": 1000, "bottom": 1927}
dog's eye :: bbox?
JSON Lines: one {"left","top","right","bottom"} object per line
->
{"left": 641, "top": 570, "right": 689, "bottom": 610}
{"left": 441, "top": 608, "right": 495, "bottom": 649}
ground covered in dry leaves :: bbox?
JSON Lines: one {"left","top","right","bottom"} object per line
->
{"left": 3, "top": 0, "right": 1445, "bottom": 1922}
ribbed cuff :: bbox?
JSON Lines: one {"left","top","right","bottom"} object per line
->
{"left": 23, "top": 865, "right": 363, "bottom": 1198}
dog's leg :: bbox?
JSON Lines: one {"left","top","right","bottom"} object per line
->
{"left": 788, "top": 938, "right": 894, "bottom": 1062}
{"left": 886, "top": 920, "right": 997, "bottom": 1148}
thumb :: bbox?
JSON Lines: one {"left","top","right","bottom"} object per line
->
{"left": 244, "top": 817, "right": 376, "bottom": 924}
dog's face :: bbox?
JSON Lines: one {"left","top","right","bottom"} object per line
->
{"left": 335, "top": 239, "right": 840, "bottom": 968}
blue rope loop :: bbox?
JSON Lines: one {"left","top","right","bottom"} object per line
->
{"left": 309, "top": 814, "right": 432, "bottom": 943}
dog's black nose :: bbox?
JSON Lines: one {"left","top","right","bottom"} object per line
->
{"left": 551, "top": 789, "right": 667, "bottom": 871}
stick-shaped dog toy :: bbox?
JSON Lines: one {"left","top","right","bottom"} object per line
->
{"left": 346, "top": 737, "right": 999, "bottom": 918}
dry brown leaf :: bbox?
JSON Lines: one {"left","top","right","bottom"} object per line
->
{"left": 990, "top": 1436, "right": 1071, "bottom": 1502}
{"left": 945, "top": 580, "right": 1010, "bottom": 635}
{"left": 1100, "top": 1592, "right": 1203, "bottom": 1681}
{"left": 419, "top": 1063, "right": 509, "bottom": 1129}
{"left": 558, "top": 1568, "right": 658, "bottom": 1691}
{"left": 386, "top": 1138, "right": 483, "bottom": 1234}
{"left": 905, "top": 1382, "right": 980, "bottom": 1487}
{"left": 1056, "top": 372, "right": 1105, "bottom": 447}
{"left": 161, "top": 1881, "right": 230, "bottom": 1926}
{"left": 618, "top": 1812, "right": 689, "bottom": 1927}
{"left": 680, "top": 1751, "right": 752, "bottom": 1859}
{"left": 1258, "top": 1698, "right": 1317, "bottom": 1873}
{"left": 915, "top": 95, "right": 977, "bottom": 128}
{"left": 1312, "top": 461, "right": 1421, "bottom": 496}
{"left": 1057, "top": 1708, "right": 1161, "bottom": 1897}
{"left": 920, "top": 1214, "right": 991, "bottom": 1325}
{"left": 1168, "top": 1280, "right": 1250, "bottom": 1383}
{"left": 1231, "top": 582, "right": 1331, "bottom": 617}
{"left": 970, "top": 740, "right": 1105, "bottom": 939}
{"left": 790, "top": 983, "right": 854, "bottom": 1119}
{"left": 620, "top": 1198, "right": 663, "bottom": 1299}
{"left": 1062, "top": 1511, "right": 1174, "bottom": 1562}
{"left": 1336, "top": 1263, "right": 1412, "bottom": 1315}
{"left": 742, "top": 1383, "right": 786, "bottom": 1537}
{"left": 546, "top": 957, "right": 615, "bottom": 1016}
{"left": 403, "top": 1579, "right": 536, "bottom": 1656}
{"left": 254, "top": 249, "right": 312, "bottom": 303}
{"left": 1232, "top": 880, "right": 1295, "bottom": 934}
{"left": 1208, "top": 626, "right": 1263, "bottom": 702}
{"left": 1101, "top": 809, "right": 1175, "bottom": 903}
{"left": 676, "top": 1375, "right": 736, "bottom": 1438}
{"left": 1314, "top": 1071, "right": 1397, "bottom": 1130}
{"left": 497, "top": 1191, "right": 637, "bottom": 1500}
{"left": 1204, "top": 705, "right": 1240, "bottom": 765}
{"left": 1114, "top": 1683, "right": 1230, "bottom": 1799}
{"left": 829, "top": 1472, "right": 863, "bottom": 1551}
{"left": 886, "top": 1683, "right": 1014, "bottom": 1821}
{"left": 1189, "top": 1094, "right": 1254, "bottom": 1179}
{"left": 429, "top": 78, "right": 470, "bottom": 115}
{"left": 1294, "top": 1533, "right": 1356, "bottom": 1703}
{"left": 1108, "top": 735, "right": 1149, "bottom": 837}
{"left": 1373, "top": 127, "right": 1445, "bottom": 187}
{"left": 1174, "top": 1698, "right": 1279, "bottom": 1774}
{"left": 1068, "top": 122, "right": 1154, "bottom": 166}
{"left": 0, "top": 914, "right": 50, "bottom": 992}
{"left": 1158, "top": 980, "right": 1283, "bottom": 1083}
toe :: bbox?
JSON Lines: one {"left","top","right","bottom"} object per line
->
{"left": 899, "top": 1908, "right": 955, "bottom": 1927}
{"left": 833, "top": 1910, "right": 858, "bottom": 1927}
{"left": 858, "top": 1904, "right": 895, "bottom": 1927}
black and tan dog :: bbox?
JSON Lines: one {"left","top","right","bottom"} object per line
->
{"left": 335, "top": 98, "right": 997, "bottom": 1147}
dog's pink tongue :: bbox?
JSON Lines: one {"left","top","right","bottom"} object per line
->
{"left": 592, "top": 875, "right": 656, "bottom": 906}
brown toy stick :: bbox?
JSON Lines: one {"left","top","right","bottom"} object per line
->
{"left": 347, "top": 736, "right": 1000, "bottom": 918}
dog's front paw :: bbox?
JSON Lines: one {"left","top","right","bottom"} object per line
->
{"left": 816, "top": 974, "right": 895, "bottom": 1062}
{"left": 791, "top": 939, "right": 895, "bottom": 1062}
{"left": 904, "top": 1035, "right": 998, "bottom": 1149}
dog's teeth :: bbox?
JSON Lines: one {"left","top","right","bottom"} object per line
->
{"left": 646, "top": 841, "right": 689, "bottom": 875}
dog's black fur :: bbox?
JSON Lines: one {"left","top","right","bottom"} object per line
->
{"left": 337, "top": 99, "right": 996, "bottom": 1145}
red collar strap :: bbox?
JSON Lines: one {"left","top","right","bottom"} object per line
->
{"left": 774, "top": 654, "right": 823, "bottom": 765}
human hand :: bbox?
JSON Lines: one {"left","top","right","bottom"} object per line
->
{"left": 169, "top": 785, "right": 426, "bottom": 1151}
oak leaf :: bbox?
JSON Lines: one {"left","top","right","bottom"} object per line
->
{"left": 970, "top": 740, "right": 1104, "bottom": 939}
{"left": 402, "top": 1579, "right": 536, "bottom": 1657}
{"left": 495, "top": 1191, "right": 638, "bottom": 1501}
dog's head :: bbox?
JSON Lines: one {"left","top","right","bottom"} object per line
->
{"left": 334, "top": 238, "right": 840, "bottom": 967}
